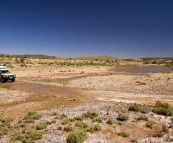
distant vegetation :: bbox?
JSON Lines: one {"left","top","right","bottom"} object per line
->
{"left": 0, "top": 54, "right": 56, "bottom": 59}
{"left": 0, "top": 53, "right": 172, "bottom": 69}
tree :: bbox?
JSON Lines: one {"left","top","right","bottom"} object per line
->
{"left": 15, "top": 58, "right": 19, "bottom": 63}
{"left": 20, "top": 57, "right": 25, "bottom": 63}
{"left": 152, "top": 60, "right": 157, "bottom": 64}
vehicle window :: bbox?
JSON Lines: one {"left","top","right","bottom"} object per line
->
{"left": 1, "top": 70, "right": 10, "bottom": 74}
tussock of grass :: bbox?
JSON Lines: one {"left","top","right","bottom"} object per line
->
{"left": 75, "top": 121, "right": 88, "bottom": 129}
{"left": 64, "top": 125, "right": 73, "bottom": 132}
{"left": 62, "top": 117, "right": 70, "bottom": 125}
{"left": 24, "top": 111, "right": 42, "bottom": 120}
{"left": 92, "top": 117, "right": 102, "bottom": 123}
{"left": 152, "top": 101, "right": 173, "bottom": 116}
{"left": 118, "top": 131, "right": 129, "bottom": 137}
{"left": 106, "top": 119, "right": 113, "bottom": 125}
{"left": 137, "top": 116, "right": 148, "bottom": 121}
{"left": 146, "top": 120, "right": 155, "bottom": 129}
{"left": 66, "top": 130, "right": 87, "bottom": 143}
{"left": 36, "top": 121, "right": 47, "bottom": 130}
{"left": 87, "top": 124, "right": 101, "bottom": 133}
{"left": 136, "top": 81, "right": 146, "bottom": 85}
{"left": 129, "top": 103, "right": 147, "bottom": 113}
{"left": 82, "top": 111, "right": 98, "bottom": 119}
{"left": 117, "top": 113, "right": 129, "bottom": 121}
{"left": 51, "top": 112, "right": 57, "bottom": 116}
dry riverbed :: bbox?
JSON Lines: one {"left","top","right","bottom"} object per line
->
{"left": 0, "top": 66, "right": 173, "bottom": 143}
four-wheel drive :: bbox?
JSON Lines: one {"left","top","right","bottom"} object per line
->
{"left": 0, "top": 68, "right": 16, "bottom": 83}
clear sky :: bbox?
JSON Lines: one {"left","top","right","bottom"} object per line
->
{"left": 0, "top": 0, "right": 173, "bottom": 58}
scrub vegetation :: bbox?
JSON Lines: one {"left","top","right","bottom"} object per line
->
{"left": 0, "top": 54, "right": 173, "bottom": 142}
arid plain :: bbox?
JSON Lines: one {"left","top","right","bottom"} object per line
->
{"left": 0, "top": 57, "right": 173, "bottom": 143}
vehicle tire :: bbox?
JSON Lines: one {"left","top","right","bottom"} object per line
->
{"left": 12, "top": 79, "right": 15, "bottom": 82}
{"left": 2, "top": 78, "right": 5, "bottom": 83}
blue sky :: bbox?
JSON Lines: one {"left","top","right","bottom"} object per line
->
{"left": 0, "top": 0, "right": 173, "bottom": 58}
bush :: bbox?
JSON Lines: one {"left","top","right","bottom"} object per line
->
{"left": 87, "top": 124, "right": 101, "bottom": 133}
{"left": 24, "top": 111, "right": 42, "bottom": 120}
{"left": 74, "top": 116, "right": 83, "bottom": 121}
{"left": 118, "top": 131, "right": 129, "bottom": 137}
{"left": 137, "top": 116, "right": 148, "bottom": 121}
{"left": 64, "top": 125, "right": 73, "bottom": 132}
{"left": 155, "top": 100, "right": 169, "bottom": 108}
{"left": 82, "top": 111, "right": 98, "bottom": 119}
{"left": 51, "top": 112, "right": 57, "bottom": 116}
{"left": 152, "top": 101, "right": 173, "bottom": 116}
{"left": 75, "top": 121, "right": 88, "bottom": 129}
{"left": 93, "top": 124, "right": 101, "bottom": 131}
{"left": 66, "top": 130, "right": 87, "bottom": 143}
{"left": 152, "top": 107, "right": 173, "bottom": 116}
{"left": 62, "top": 117, "right": 70, "bottom": 125}
{"left": 58, "top": 126, "right": 62, "bottom": 130}
{"left": 136, "top": 81, "right": 146, "bottom": 85}
{"left": 92, "top": 117, "right": 102, "bottom": 123}
{"left": 162, "top": 124, "right": 169, "bottom": 133}
{"left": 61, "top": 113, "right": 67, "bottom": 118}
{"left": 146, "top": 120, "right": 155, "bottom": 129}
{"left": 117, "top": 113, "right": 129, "bottom": 121}
{"left": 10, "top": 130, "right": 46, "bottom": 142}
{"left": 106, "top": 119, "right": 113, "bottom": 125}
{"left": 29, "top": 130, "right": 46, "bottom": 140}
{"left": 36, "top": 121, "right": 47, "bottom": 130}
{"left": 129, "top": 103, "right": 147, "bottom": 113}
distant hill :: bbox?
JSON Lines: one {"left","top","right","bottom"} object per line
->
{"left": 70, "top": 55, "right": 118, "bottom": 61}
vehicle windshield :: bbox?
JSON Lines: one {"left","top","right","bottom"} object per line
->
{"left": 1, "top": 70, "right": 10, "bottom": 74}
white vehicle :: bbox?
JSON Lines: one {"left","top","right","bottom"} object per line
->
{"left": 0, "top": 66, "right": 16, "bottom": 83}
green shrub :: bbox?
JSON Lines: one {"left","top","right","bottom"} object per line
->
{"left": 92, "top": 117, "right": 102, "bottom": 123}
{"left": 64, "top": 125, "right": 73, "bottom": 132}
{"left": 86, "top": 127, "right": 94, "bottom": 133}
{"left": 0, "top": 117, "right": 13, "bottom": 136}
{"left": 62, "top": 117, "right": 70, "bottom": 125}
{"left": 75, "top": 121, "right": 88, "bottom": 129}
{"left": 24, "top": 111, "right": 42, "bottom": 120}
{"left": 136, "top": 81, "right": 146, "bottom": 85}
{"left": 93, "top": 124, "right": 101, "bottom": 132}
{"left": 82, "top": 111, "right": 98, "bottom": 119}
{"left": 106, "top": 119, "right": 113, "bottom": 125}
{"left": 61, "top": 113, "right": 67, "bottom": 118}
{"left": 58, "top": 126, "right": 62, "bottom": 130}
{"left": 51, "top": 112, "right": 57, "bottom": 116}
{"left": 0, "top": 117, "right": 13, "bottom": 124}
{"left": 86, "top": 124, "right": 101, "bottom": 133}
{"left": 10, "top": 130, "right": 46, "bottom": 142}
{"left": 146, "top": 120, "right": 155, "bottom": 129}
{"left": 160, "top": 103, "right": 169, "bottom": 109}
{"left": 129, "top": 103, "right": 147, "bottom": 113}
{"left": 152, "top": 107, "right": 173, "bottom": 116}
{"left": 29, "top": 130, "right": 46, "bottom": 140}
{"left": 66, "top": 130, "right": 87, "bottom": 143}
{"left": 118, "top": 131, "right": 129, "bottom": 137}
{"left": 36, "top": 121, "right": 47, "bottom": 130}
{"left": 137, "top": 116, "right": 148, "bottom": 121}
{"left": 152, "top": 101, "right": 173, "bottom": 116}
{"left": 117, "top": 113, "right": 129, "bottom": 121}
{"left": 74, "top": 116, "right": 83, "bottom": 121}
